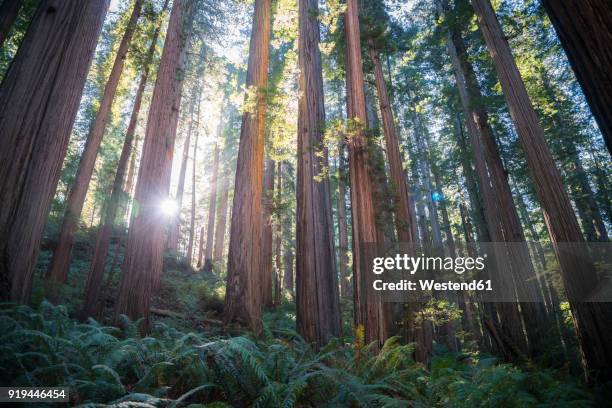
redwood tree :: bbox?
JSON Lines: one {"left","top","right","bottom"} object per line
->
{"left": 344, "top": 0, "right": 386, "bottom": 347}
{"left": 366, "top": 35, "right": 416, "bottom": 243}
{"left": 224, "top": 0, "right": 272, "bottom": 334}
{"left": 203, "top": 135, "right": 221, "bottom": 272}
{"left": 168, "top": 44, "right": 207, "bottom": 252}
{"left": 337, "top": 145, "right": 351, "bottom": 298}
{"left": 440, "top": 0, "right": 547, "bottom": 356}
{"left": 81, "top": 2, "right": 168, "bottom": 320}
{"left": 47, "top": 0, "right": 145, "bottom": 286}
{"left": 186, "top": 115, "right": 200, "bottom": 266}
{"left": 472, "top": 0, "right": 612, "bottom": 380}
{"left": 296, "top": 0, "right": 341, "bottom": 346}
{"left": 540, "top": 0, "right": 612, "bottom": 156}
{"left": 114, "top": 0, "right": 191, "bottom": 328}
{"left": 0, "top": 0, "right": 108, "bottom": 302}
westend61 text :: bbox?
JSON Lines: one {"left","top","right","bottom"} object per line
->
{"left": 373, "top": 279, "right": 493, "bottom": 292}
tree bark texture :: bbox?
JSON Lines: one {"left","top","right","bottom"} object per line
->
{"left": 113, "top": 0, "right": 190, "bottom": 329}
{"left": 80, "top": 4, "right": 167, "bottom": 320}
{"left": 344, "top": 0, "right": 386, "bottom": 347}
{"left": 442, "top": 6, "right": 547, "bottom": 356}
{"left": 541, "top": 0, "right": 612, "bottom": 156}
{"left": 46, "top": 0, "right": 144, "bottom": 285}
{"left": 296, "top": 0, "right": 341, "bottom": 346}
{"left": 368, "top": 42, "right": 416, "bottom": 243}
{"left": 224, "top": 0, "right": 271, "bottom": 334}
{"left": 472, "top": 0, "right": 612, "bottom": 380}
{"left": 0, "top": 0, "right": 108, "bottom": 302}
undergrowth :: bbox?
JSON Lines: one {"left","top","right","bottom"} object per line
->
{"left": 0, "top": 301, "right": 598, "bottom": 407}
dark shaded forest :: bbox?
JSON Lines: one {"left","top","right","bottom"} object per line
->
{"left": 0, "top": 0, "right": 611, "bottom": 406}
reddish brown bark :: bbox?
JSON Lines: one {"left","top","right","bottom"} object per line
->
{"left": 344, "top": 0, "right": 385, "bottom": 347}
{"left": 0, "top": 0, "right": 108, "bottom": 302}
{"left": 0, "top": 0, "right": 23, "bottom": 48}
{"left": 441, "top": 3, "right": 546, "bottom": 356}
{"left": 80, "top": 2, "right": 167, "bottom": 320}
{"left": 224, "top": 0, "right": 271, "bottom": 334}
{"left": 368, "top": 42, "right": 416, "bottom": 243}
{"left": 541, "top": 0, "right": 612, "bottom": 156}
{"left": 296, "top": 0, "right": 341, "bottom": 346}
{"left": 113, "top": 0, "right": 191, "bottom": 329}
{"left": 46, "top": 0, "right": 144, "bottom": 286}
{"left": 472, "top": 0, "right": 612, "bottom": 380}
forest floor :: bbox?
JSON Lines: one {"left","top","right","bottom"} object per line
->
{"left": 1, "top": 230, "right": 609, "bottom": 407}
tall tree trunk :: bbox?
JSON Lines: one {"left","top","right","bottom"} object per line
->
{"left": 224, "top": 0, "right": 271, "bottom": 334}
{"left": 538, "top": 71, "right": 609, "bottom": 243}
{"left": 458, "top": 202, "right": 483, "bottom": 344}
{"left": 213, "top": 173, "right": 229, "bottom": 261}
{"left": 282, "top": 161, "right": 294, "bottom": 294}
{"left": 169, "top": 88, "right": 197, "bottom": 252}
{"left": 454, "top": 118, "right": 489, "bottom": 242}
{"left": 540, "top": 0, "right": 612, "bottom": 156}
{"left": 296, "top": 0, "right": 341, "bottom": 346}
{"left": 186, "top": 119, "right": 200, "bottom": 266}
{"left": 273, "top": 160, "right": 282, "bottom": 307}
{"left": 344, "top": 0, "right": 385, "bottom": 347}
{"left": 203, "top": 138, "right": 220, "bottom": 272}
{"left": 433, "top": 169, "right": 459, "bottom": 352}
{"left": 124, "top": 140, "right": 139, "bottom": 199}
{"left": 588, "top": 149, "right": 612, "bottom": 225}
{"left": 413, "top": 113, "right": 442, "bottom": 245}
{"left": 197, "top": 225, "right": 205, "bottom": 268}
{"left": 472, "top": 0, "right": 612, "bottom": 380}
{"left": 0, "top": 0, "right": 108, "bottom": 302}
{"left": 442, "top": 5, "right": 547, "bottom": 356}
{"left": 46, "top": 0, "right": 144, "bottom": 286}
{"left": 168, "top": 44, "right": 206, "bottom": 252}
{"left": 113, "top": 0, "right": 191, "bottom": 330}
{"left": 262, "top": 155, "right": 275, "bottom": 307}
{"left": 447, "top": 38, "right": 528, "bottom": 359}
{"left": 0, "top": 0, "right": 23, "bottom": 48}
{"left": 337, "top": 144, "right": 351, "bottom": 298}
{"left": 368, "top": 42, "right": 416, "bottom": 243}
{"left": 571, "top": 154, "right": 608, "bottom": 242}
{"left": 80, "top": 2, "right": 167, "bottom": 320}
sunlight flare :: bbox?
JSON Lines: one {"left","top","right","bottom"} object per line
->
{"left": 159, "top": 198, "right": 178, "bottom": 217}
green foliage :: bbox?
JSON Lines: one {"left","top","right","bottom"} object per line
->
{"left": 0, "top": 302, "right": 597, "bottom": 407}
